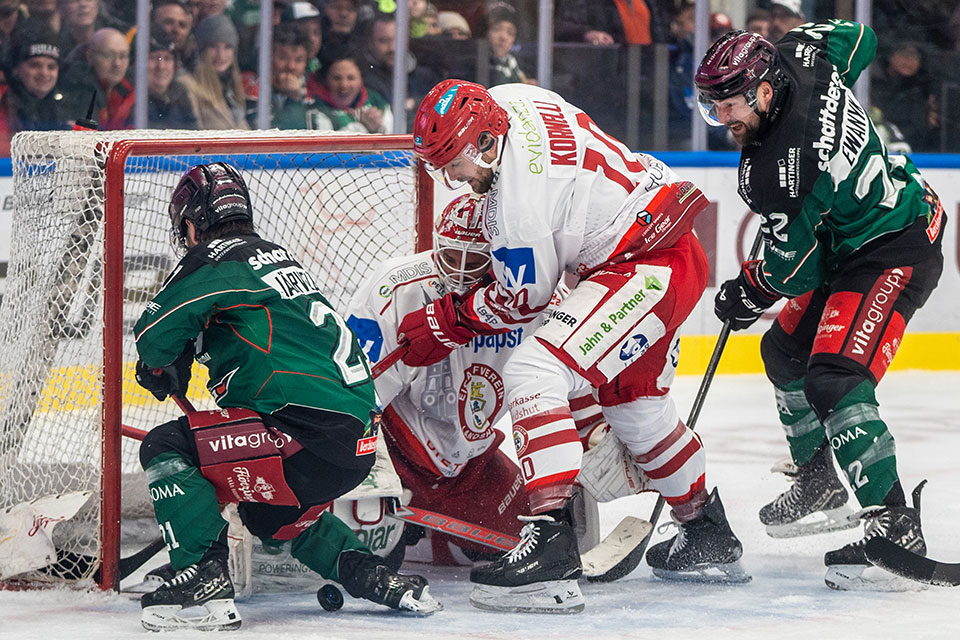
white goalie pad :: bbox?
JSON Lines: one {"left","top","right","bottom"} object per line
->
{"left": 0, "top": 491, "right": 93, "bottom": 580}
{"left": 226, "top": 436, "right": 404, "bottom": 597}
{"left": 577, "top": 427, "right": 651, "bottom": 503}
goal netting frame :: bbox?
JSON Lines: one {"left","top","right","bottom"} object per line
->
{"left": 0, "top": 129, "right": 433, "bottom": 590}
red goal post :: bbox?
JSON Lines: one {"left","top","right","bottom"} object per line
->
{"left": 0, "top": 130, "right": 434, "bottom": 591}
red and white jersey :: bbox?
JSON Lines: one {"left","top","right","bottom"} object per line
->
{"left": 345, "top": 251, "right": 578, "bottom": 478}
{"left": 460, "top": 83, "right": 688, "bottom": 333}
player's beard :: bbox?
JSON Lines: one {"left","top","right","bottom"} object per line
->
{"left": 469, "top": 167, "right": 495, "bottom": 195}
{"left": 727, "top": 112, "right": 762, "bottom": 146}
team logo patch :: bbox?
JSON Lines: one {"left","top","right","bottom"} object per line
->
{"left": 356, "top": 435, "right": 378, "bottom": 456}
{"left": 435, "top": 85, "right": 460, "bottom": 115}
{"left": 346, "top": 315, "right": 384, "bottom": 362}
{"left": 458, "top": 364, "right": 504, "bottom": 442}
{"left": 378, "top": 285, "right": 392, "bottom": 298}
{"left": 513, "top": 426, "right": 529, "bottom": 456}
{"left": 492, "top": 246, "right": 537, "bottom": 289}
{"left": 619, "top": 333, "right": 650, "bottom": 361}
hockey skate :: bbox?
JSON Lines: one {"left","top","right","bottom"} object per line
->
{"left": 646, "top": 488, "right": 750, "bottom": 584}
{"left": 760, "top": 444, "right": 857, "bottom": 538}
{"left": 469, "top": 513, "right": 585, "bottom": 614}
{"left": 824, "top": 482, "right": 927, "bottom": 592}
{"left": 140, "top": 557, "right": 241, "bottom": 631}
{"left": 126, "top": 562, "right": 175, "bottom": 594}
{"left": 338, "top": 550, "right": 442, "bottom": 615}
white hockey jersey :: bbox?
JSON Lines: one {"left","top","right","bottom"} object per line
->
{"left": 345, "top": 251, "right": 570, "bottom": 478}
{"left": 461, "top": 83, "right": 687, "bottom": 332}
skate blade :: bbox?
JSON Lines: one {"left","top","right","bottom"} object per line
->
{"left": 469, "top": 579, "right": 585, "bottom": 614}
{"left": 397, "top": 586, "right": 443, "bottom": 616}
{"left": 651, "top": 560, "right": 752, "bottom": 584}
{"left": 824, "top": 564, "right": 929, "bottom": 592}
{"left": 764, "top": 506, "right": 859, "bottom": 539}
{"left": 141, "top": 599, "right": 242, "bottom": 631}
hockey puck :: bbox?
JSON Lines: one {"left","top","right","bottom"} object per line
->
{"left": 317, "top": 584, "right": 344, "bottom": 611}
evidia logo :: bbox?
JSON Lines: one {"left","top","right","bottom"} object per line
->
{"left": 619, "top": 334, "right": 650, "bottom": 361}
{"left": 435, "top": 85, "right": 460, "bottom": 115}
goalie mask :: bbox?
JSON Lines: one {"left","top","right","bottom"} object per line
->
{"left": 413, "top": 79, "right": 508, "bottom": 190}
{"left": 168, "top": 162, "right": 253, "bottom": 255}
{"left": 433, "top": 194, "right": 490, "bottom": 294}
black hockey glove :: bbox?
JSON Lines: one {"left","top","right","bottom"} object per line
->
{"left": 135, "top": 343, "right": 194, "bottom": 401}
{"left": 714, "top": 260, "right": 781, "bottom": 331}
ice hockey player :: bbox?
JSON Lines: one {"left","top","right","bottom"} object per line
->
{"left": 346, "top": 193, "right": 604, "bottom": 565}
{"left": 133, "top": 162, "right": 441, "bottom": 630}
{"left": 399, "top": 80, "right": 749, "bottom": 613}
{"left": 694, "top": 23, "right": 945, "bottom": 590}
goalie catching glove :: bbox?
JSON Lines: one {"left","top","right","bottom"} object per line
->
{"left": 397, "top": 293, "right": 477, "bottom": 367}
{"left": 136, "top": 342, "right": 194, "bottom": 401}
{"left": 714, "top": 259, "right": 780, "bottom": 330}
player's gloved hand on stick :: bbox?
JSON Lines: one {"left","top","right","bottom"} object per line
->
{"left": 714, "top": 259, "right": 780, "bottom": 331}
{"left": 135, "top": 342, "right": 194, "bottom": 401}
{"left": 397, "top": 293, "right": 476, "bottom": 367}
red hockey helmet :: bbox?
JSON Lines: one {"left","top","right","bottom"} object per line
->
{"left": 413, "top": 79, "right": 508, "bottom": 186}
{"left": 169, "top": 162, "right": 253, "bottom": 254}
{"left": 695, "top": 30, "right": 778, "bottom": 125}
{"left": 433, "top": 194, "right": 490, "bottom": 293}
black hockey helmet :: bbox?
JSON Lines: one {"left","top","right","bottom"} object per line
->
{"left": 169, "top": 162, "right": 253, "bottom": 254}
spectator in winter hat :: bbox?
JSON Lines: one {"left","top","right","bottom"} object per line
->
{"left": 437, "top": 10, "right": 470, "bottom": 40}
{"left": 769, "top": 0, "right": 805, "bottom": 42}
{"left": 0, "top": 20, "right": 69, "bottom": 150}
{"left": 281, "top": 1, "right": 323, "bottom": 74}
{"left": 181, "top": 14, "right": 249, "bottom": 129}
{"left": 486, "top": 6, "right": 534, "bottom": 86}
{"left": 147, "top": 29, "right": 198, "bottom": 129}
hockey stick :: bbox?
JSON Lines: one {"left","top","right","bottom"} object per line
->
{"left": 864, "top": 538, "right": 960, "bottom": 587}
{"left": 627, "top": 229, "right": 766, "bottom": 566}
{"left": 370, "top": 274, "right": 493, "bottom": 379}
{"left": 387, "top": 502, "right": 520, "bottom": 551}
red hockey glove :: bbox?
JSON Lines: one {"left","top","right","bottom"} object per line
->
{"left": 714, "top": 260, "right": 781, "bottom": 331}
{"left": 397, "top": 293, "right": 476, "bottom": 367}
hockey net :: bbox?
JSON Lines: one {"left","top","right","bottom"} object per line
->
{"left": 0, "top": 129, "right": 433, "bottom": 590}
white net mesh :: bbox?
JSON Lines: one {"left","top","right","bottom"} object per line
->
{"left": 0, "top": 129, "right": 424, "bottom": 584}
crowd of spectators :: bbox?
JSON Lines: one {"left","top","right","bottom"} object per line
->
{"left": 0, "top": 1, "right": 958, "bottom": 153}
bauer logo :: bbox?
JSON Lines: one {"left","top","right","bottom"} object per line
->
{"left": 619, "top": 333, "right": 650, "bottom": 361}
{"left": 435, "top": 85, "right": 460, "bottom": 115}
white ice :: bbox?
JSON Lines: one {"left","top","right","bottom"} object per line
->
{"left": 2, "top": 371, "right": 959, "bottom": 639}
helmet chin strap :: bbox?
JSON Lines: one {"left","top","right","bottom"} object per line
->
{"left": 476, "top": 132, "right": 505, "bottom": 175}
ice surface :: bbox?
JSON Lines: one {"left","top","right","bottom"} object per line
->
{"left": 2, "top": 372, "right": 958, "bottom": 639}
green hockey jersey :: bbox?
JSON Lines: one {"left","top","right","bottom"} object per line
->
{"left": 134, "top": 234, "right": 378, "bottom": 464}
{"left": 738, "top": 20, "right": 939, "bottom": 297}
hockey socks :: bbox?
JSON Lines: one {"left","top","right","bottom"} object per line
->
{"left": 822, "top": 380, "right": 899, "bottom": 508}
{"left": 289, "top": 511, "right": 371, "bottom": 581}
{"left": 774, "top": 380, "right": 827, "bottom": 466}
{"left": 145, "top": 453, "right": 228, "bottom": 569}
